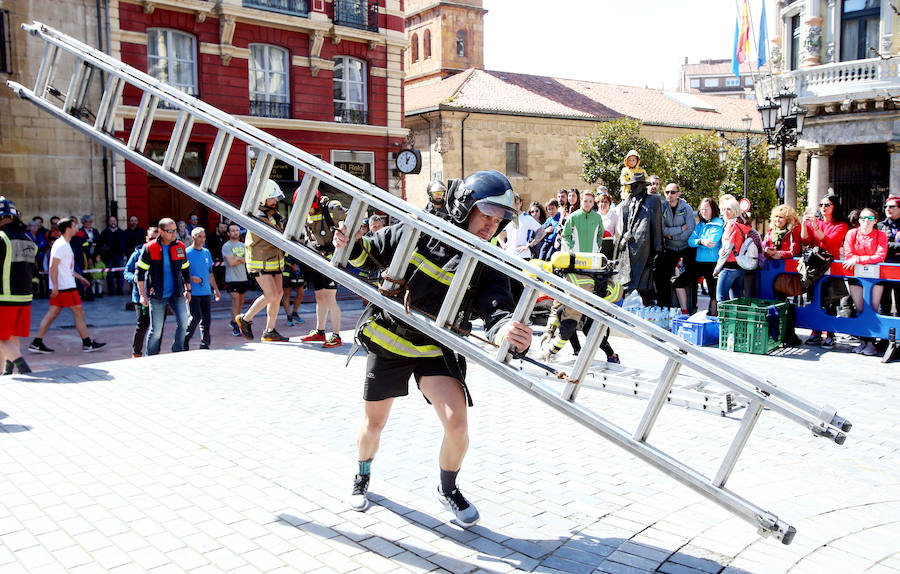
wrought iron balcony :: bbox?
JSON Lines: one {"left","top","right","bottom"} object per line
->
{"left": 756, "top": 57, "right": 900, "bottom": 106}
{"left": 333, "top": 104, "right": 367, "bottom": 125}
{"left": 242, "top": 0, "right": 308, "bottom": 17}
{"left": 250, "top": 100, "right": 291, "bottom": 119}
{"left": 333, "top": 0, "right": 380, "bottom": 32}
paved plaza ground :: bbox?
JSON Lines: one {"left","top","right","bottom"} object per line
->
{"left": 1, "top": 293, "right": 898, "bottom": 573}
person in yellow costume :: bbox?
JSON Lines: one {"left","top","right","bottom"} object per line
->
{"left": 619, "top": 149, "right": 647, "bottom": 199}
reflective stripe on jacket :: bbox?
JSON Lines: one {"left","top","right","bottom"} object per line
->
{"left": 245, "top": 207, "right": 285, "bottom": 272}
{"left": 135, "top": 237, "right": 190, "bottom": 298}
{"left": 0, "top": 223, "right": 37, "bottom": 305}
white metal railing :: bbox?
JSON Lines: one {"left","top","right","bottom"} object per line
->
{"left": 756, "top": 57, "right": 900, "bottom": 104}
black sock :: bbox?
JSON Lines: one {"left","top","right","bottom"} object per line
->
{"left": 82, "top": 337, "right": 91, "bottom": 346}
{"left": 13, "top": 358, "right": 30, "bottom": 374}
{"left": 2, "top": 360, "right": 12, "bottom": 375}
{"left": 440, "top": 468, "right": 458, "bottom": 495}
{"left": 358, "top": 459, "right": 372, "bottom": 476}
{"left": 317, "top": 329, "right": 325, "bottom": 336}
{"left": 32, "top": 337, "right": 42, "bottom": 345}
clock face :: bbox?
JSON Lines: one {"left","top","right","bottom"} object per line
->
{"left": 396, "top": 149, "right": 420, "bottom": 174}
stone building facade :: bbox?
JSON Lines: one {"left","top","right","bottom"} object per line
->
{"left": 757, "top": 0, "right": 900, "bottom": 210}
{"left": 404, "top": 0, "right": 484, "bottom": 87}
{"left": 0, "top": 0, "right": 109, "bottom": 221}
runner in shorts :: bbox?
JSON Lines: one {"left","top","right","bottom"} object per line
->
{"left": 29, "top": 217, "right": 106, "bottom": 354}
{"left": 222, "top": 222, "right": 250, "bottom": 337}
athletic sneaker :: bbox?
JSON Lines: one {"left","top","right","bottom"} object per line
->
{"left": 83, "top": 340, "right": 107, "bottom": 352}
{"left": 290, "top": 312, "right": 304, "bottom": 324}
{"left": 821, "top": 336, "right": 835, "bottom": 347}
{"left": 300, "top": 330, "right": 326, "bottom": 343}
{"left": 261, "top": 329, "right": 290, "bottom": 342}
{"left": 28, "top": 341, "right": 55, "bottom": 354}
{"left": 860, "top": 342, "right": 878, "bottom": 356}
{"left": 805, "top": 333, "right": 824, "bottom": 345}
{"left": 322, "top": 334, "right": 342, "bottom": 348}
{"left": 349, "top": 474, "right": 371, "bottom": 511}
{"left": 437, "top": 486, "right": 480, "bottom": 527}
{"left": 286, "top": 316, "right": 295, "bottom": 327}
{"left": 235, "top": 314, "right": 254, "bottom": 340}
{"left": 854, "top": 341, "right": 868, "bottom": 354}
{"left": 607, "top": 354, "right": 620, "bottom": 364}
{"left": 231, "top": 321, "right": 241, "bottom": 337}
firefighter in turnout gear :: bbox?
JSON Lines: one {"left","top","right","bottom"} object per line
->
{"left": 299, "top": 189, "right": 349, "bottom": 348}
{"left": 235, "top": 179, "right": 289, "bottom": 342}
{"left": 334, "top": 169, "right": 532, "bottom": 527}
{"left": 535, "top": 253, "right": 622, "bottom": 363}
{"left": 0, "top": 197, "right": 37, "bottom": 375}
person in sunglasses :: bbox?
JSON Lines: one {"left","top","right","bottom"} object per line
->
{"left": 800, "top": 193, "right": 849, "bottom": 347}
{"left": 877, "top": 196, "right": 900, "bottom": 316}
{"left": 842, "top": 207, "right": 888, "bottom": 356}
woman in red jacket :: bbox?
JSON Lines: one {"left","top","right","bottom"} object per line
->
{"left": 764, "top": 205, "right": 801, "bottom": 260}
{"left": 800, "top": 193, "right": 849, "bottom": 347}
{"left": 843, "top": 207, "right": 888, "bottom": 356}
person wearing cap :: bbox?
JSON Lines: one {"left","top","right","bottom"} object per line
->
{"left": 614, "top": 172, "right": 663, "bottom": 304}
{"left": 334, "top": 169, "right": 532, "bottom": 527}
{"left": 234, "top": 180, "right": 289, "bottom": 343}
{"left": 0, "top": 197, "right": 38, "bottom": 374}
{"left": 299, "top": 189, "right": 349, "bottom": 348}
{"left": 878, "top": 195, "right": 900, "bottom": 316}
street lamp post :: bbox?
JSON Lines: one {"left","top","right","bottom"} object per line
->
{"left": 717, "top": 115, "right": 754, "bottom": 199}
{"left": 757, "top": 87, "right": 807, "bottom": 204}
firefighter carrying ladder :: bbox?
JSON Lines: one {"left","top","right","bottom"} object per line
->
{"left": 8, "top": 22, "right": 855, "bottom": 545}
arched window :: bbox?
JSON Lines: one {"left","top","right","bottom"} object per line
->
{"left": 333, "top": 56, "right": 367, "bottom": 124}
{"left": 248, "top": 44, "right": 290, "bottom": 118}
{"left": 147, "top": 28, "right": 198, "bottom": 96}
{"left": 456, "top": 30, "right": 466, "bottom": 57}
{"left": 411, "top": 33, "right": 419, "bottom": 62}
{"left": 424, "top": 29, "right": 432, "bottom": 59}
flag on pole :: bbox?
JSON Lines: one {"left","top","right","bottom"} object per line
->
{"left": 736, "top": 0, "right": 751, "bottom": 66}
{"left": 758, "top": 0, "right": 769, "bottom": 68}
{"left": 732, "top": 18, "right": 740, "bottom": 77}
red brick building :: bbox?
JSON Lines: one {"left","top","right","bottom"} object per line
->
{"left": 112, "top": 0, "right": 407, "bottom": 228}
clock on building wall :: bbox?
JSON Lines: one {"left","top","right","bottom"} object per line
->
{"left": 396, "top": 149, "right": 422, "bottom": 174}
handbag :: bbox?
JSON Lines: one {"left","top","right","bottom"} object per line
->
{"left": 796, "top": 247, "right": 834, "bottom": 289}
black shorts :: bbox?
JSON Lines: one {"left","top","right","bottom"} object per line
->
{"left": 300, "top": 263, "right": 337, "bottom": 291}
{"left": 363, "top": 352, "right": 471, "bottom": 405}
{"left": 282, "top": 274, "right": 305, "bottom": 288}
{"left": 226, "top": 280, "right": 251, "bottom": 294}
{"left": 249, "top": 269, "right": 282, "bottom": 278}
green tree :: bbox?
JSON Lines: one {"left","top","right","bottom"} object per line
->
{"left": 718, "top": 141, "right": 780, "bottom": 223}
{"left": 578, "top": 119, "right": 666, "bottom": 201}
{"left": 659, "top": 132, "right": 725, "bottom": 209}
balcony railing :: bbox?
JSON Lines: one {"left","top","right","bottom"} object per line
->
{"left": 242, "top": 0, "right": 308, "bottom": 17}
{"left": 250, "top": 100, "right": 291, "bottom": 119}
{"left": 334, "top": 104, "right": 367, "bottom": 124}
{"left": 756, "top": 57, "right": 900, "bottom": 106}
{"left": 333, "top": 0, "right": 380, "bottom": 32}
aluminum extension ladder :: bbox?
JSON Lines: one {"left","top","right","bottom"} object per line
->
{"left": 8, "top": 21, "right": 854, "bottom": 545}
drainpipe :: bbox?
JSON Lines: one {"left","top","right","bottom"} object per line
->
{"left": 460, "top": 112, "right": 470, "bottom": 176}
{"left": 96, "top": 0, "right": 111, "bottom": 221}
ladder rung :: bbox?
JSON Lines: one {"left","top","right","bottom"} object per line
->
{"left": 331, "top": 198, "right": 369, "bottom": 268}
{"left": 561, "top": 319, "right": 610, "bottom": 401}
{"left": 380, "top": 226, "right": 420, "bottom": 296}
{"left": 200, "top": 130, "right": 233, "bottom": 194}
{"left": 241, "top": 152, "right": 275, "bottom": 213}
{"left": 94, "top": 75, "right": 124, "bottom": 133}
{"left": 126, "top": 92, "right": 159, "bottom": 153}
{"left": 34, "top": 43, "right": 60, "bottom": 98}
{"left": 434, "top": 254, "right": 477, "bottom": 329}
{"left": 162, "top": 110, "right": 195, "bottom": 173}
{"left": 283, "top": 173, "right": 319, "bottom": 241}
{"left": 63, "top": 59, "right": 92, "bottom": 116}
{"left": 495, "top": 286, "right": 538, "bottom": 362}
{"left": 712, "top": 401, "right": 764, "bottom": 488}
{"left": 633, "top": 359, "right": 682, "bottom": 442}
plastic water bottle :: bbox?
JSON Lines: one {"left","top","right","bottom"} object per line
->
{"left": 726, "top": 333, "right": 735, "bottom": 352}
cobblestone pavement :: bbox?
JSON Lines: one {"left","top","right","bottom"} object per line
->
{"left": 1, "top": 298, "right": 898, "bottom": 573}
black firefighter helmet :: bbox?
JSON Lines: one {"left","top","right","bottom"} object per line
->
{"left": 446, "top": 170, "right": 518, "bottom": 227}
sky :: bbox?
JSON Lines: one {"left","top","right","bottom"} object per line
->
{"left": 483, "top": 0, "right": 776, "bottom": 91}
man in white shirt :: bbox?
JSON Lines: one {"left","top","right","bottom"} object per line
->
{"left": 29, "top": 217, "right": 106, "bottom": 354}
{"left": 497, "top": 194, "right": 541, "bottom": 259}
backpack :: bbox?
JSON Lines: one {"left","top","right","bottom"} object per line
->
{"left": 796, "top": 246, "right": 834, "bottom": 289}
{"left": 732, "top": 227, "right": 759, "bottom": 271}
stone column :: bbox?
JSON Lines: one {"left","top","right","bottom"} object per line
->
{"left": 807, "top": 146, "right": 834, "bottom": 209}
{"left": 802, "top": 0, "right": 823, "bottom": 67}
{"left": 889, "top": 143, "right": 900, "bottom": 198}
{"left": 784, "top": 150, "right": 800, "bottom": 209}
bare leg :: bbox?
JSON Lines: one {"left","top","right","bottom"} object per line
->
{"left": 419, "top": 375, "right": 469, "bottom": 471}
{"left": 871, "top": 284, "right": 884, "bottom": 313}
{"left": 264, "top": 277, "right": 283, "bottom": 332}
{"left": 244, "top": 274, "right": 277, "bottom": 322}
{"left": 357, "top": 398, "right": 395, "bottom": 462}
{"left": 35, "top": 306, "right": 63, "bottom": 339}
{"left": 318, "top": 288, "right": 340, "bottom": 333}
{"left": 70, "top": 305, "right": 90, "bottom": 339}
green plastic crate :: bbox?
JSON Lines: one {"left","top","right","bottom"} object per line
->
{"left": 718, "top": 297, "right": 788, "bottom": 354}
